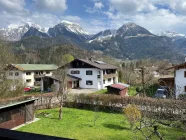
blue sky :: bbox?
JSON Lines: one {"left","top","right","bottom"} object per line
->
{"left": 1, "top": 0, "right": 186, "bottom": 34}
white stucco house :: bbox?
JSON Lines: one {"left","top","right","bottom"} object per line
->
{"left": 5, "top": 64, "right": 58, "bottom": 87}
{"left": 61, "top": 58, "right": 118, "bottom": 90}
{"left": 166, "top": 62, "right": 186, "bottom": 97}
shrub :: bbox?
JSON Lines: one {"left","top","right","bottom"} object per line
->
{"left": 124, "top": 104, "right": 141, "bottom": 129}
{"left": 178, "top": 94, "right": 186, "bottom": 101}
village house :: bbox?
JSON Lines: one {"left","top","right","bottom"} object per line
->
{"left": 64, "top": 58, "right": 118, "bottom": 90}
{"left": 5, "top": 64, "right": 58, "bottom": 87}
{"left": 166, "top": 60, "right": 186, "bottom": 97}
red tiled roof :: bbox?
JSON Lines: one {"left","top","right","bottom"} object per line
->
{"left": 109, "top": 84, "right": 127, "bottom": 90}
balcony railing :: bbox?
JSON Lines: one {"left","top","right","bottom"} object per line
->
{"left": 34, "top": 81, "right": 41, "bottom": 86}
{"left": 103, "top": 73, "right": 118, "bottom": 79}
{"left": 34, "top": 74, "right": 44, "bottom": 78}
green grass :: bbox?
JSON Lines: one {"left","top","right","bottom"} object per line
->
{"left": 92, "top": 89, "right": 108, "bottom": 94}
{"left": 128, "top": 86, "right": 137, "bottom": 96}
{"left": 17, "top": 108, "right": 185, "bottom": 140}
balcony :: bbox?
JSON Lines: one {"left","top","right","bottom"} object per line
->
{"left": 34, "top": 81, "right": 41, "bottom": 86}
{"left": 103, "top": 73, "right": 118, "bottom": 79}
{"left": 34, "top": 74, "right": 44, "bottom": 78}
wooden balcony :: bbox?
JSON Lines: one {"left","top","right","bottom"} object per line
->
{"left": 103, "top": 73, "right": 118, "bottom": 79}
{"left": 34, "top": 74, "right": 44, "bottom": 78}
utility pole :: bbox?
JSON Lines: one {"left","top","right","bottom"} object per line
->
{"left": 134, "top": 67, "right": 145, "bottom": 97}
{"left": 141, "top": 67, "right": 145, "bottom": 97}
{"left": 139, "top": 67, "right": 145, "bottom": 97}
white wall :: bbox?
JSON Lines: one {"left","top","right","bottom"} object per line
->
{"left": 68, "top": 68, "right": 101, "bottom": 89}
{"left": 103, "top": 78, "right": 114, "bottom": 88}
{"left": 6, "top": 70, "right": 54, "bottom": 87}
{"left": 175, "top": 69, "right": 186, "bottom": 97}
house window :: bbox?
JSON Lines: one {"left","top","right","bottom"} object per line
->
{"left": 185, "top": 86, "right": 186, "bottom": 92}
{"left": 184, "top": 71, "right": 186, "bottom": 77}
{"left": 26, "top": 72, "right": 31, "bottom": 75}
{"left": 97, "top": 75, "right": 100, "bottom": 78}
{"left": 71, "top": 70, "right": 80, "bottom": 74}
{"left": 46, "top": 71, "right": 50, "bottom": 74}
{"left": 86, "top": 80, "right": 93, "bottom": 85}
{"left": 86, "top": 70, "right": 93, "bottom": 75}
{"left": 108, "top": 78, "right": 112, "bottom": 82}
{"left": 103, "top": 80, "right": 105, "bottom": 84}
{"left": 26, "top": 79, "right": 31, "bottom": 83}
{"left": 15, "top": 72, "right": 19, "bottom": 76}
{"left": 9, "top": 72, "right": 13, "bottom": 76}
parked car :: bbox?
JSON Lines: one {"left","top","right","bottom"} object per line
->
{"left": 154, "top": 88, "right": 169, "bottom": 99}
{"left": 24, "top": 87, "right": 31, "bottom": 92}
{"left": 24, "top": 87, "right": 36, "bottom": 92}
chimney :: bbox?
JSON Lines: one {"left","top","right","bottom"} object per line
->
{"left": 89, "top": 57, "right": 93, "bottom": 62}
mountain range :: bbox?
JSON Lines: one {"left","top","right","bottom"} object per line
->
{"left": 0, "top": 21, "right": 185, "bottom": 62}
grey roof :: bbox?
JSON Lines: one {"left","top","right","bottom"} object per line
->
{"left": 10, "top": 64, "right": 58, "bottom": 71}
{"left": 67, "top": 74, "right": 81, "bottom": 80}
{"left": 76, "top": 59, "right": 118, "bottom": 69}
{"left": 0, "top": 98, "right": 38, "bottom": 110}
{"left": 43, "top": 74, "right": 81, "bottom": 82}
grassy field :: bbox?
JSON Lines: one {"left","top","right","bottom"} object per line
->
{"left": 17, "top": 108, "right": 185, "bottom": 140}
{"left": 92, "top": 89, "right": 108, "bottom": 94}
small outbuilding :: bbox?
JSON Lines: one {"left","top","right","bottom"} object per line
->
{"left": 106, "top": 83, "right": 130, "bottom": 96}
{"left": 0, "top": 98, "right": 37, "bottom": 129}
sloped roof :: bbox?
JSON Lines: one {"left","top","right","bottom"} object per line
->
{"left": 107, "top": 83, "right": 130, "bottom": 90}
{"left": 11, "top": 64, "right": 58, "bottom": 71}
{"left": 166, "top": 62, "right": 186, "bottom": 70}
{"left": 73, "top": 59, "right": 118, "bottom": 69}
{"left": 0, "top": 98, "right": 37, "bottom": 110}
{"left": 44, "top": 74, "right": 81, "bottom": 82}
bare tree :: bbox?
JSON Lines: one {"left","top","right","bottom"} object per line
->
{"left": 0, "top": 42, "right": 23, "bottom": 98}
{"left": 56, "top": 54, "right": 73, "bottom": 120}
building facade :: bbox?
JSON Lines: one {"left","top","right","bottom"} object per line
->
{"left": 166, "top": 62, "right": 186, "bottom": 97}
{"left": 5, "top": 64, "right": 58, "bottom": 87}
{"left": 65, "top": 58, "right": 118, "bottom": 90}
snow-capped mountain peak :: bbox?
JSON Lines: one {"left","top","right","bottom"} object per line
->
{"left": 0, "top": 22, "right": 48, "bottom": 41}
{"left": 116, "top": 22, "right": 152, "bottom": 38}
{"left": 60, "top": 20, "right": 89, "bottom": 35}
{"left": 159, "top": 31, "right": 186, "bottom": 38}
{"left": 89, "top": 29, "right": 116, "bottom": 42}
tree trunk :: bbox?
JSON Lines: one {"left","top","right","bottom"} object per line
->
{"left": 59, "top": 97, "right": 63, "bottom": 120}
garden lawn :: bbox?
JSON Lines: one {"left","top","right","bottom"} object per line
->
{"left": 17, "top": 108, "right": 185, "bottom": 140}
{"left": 92, "top": 89, "right": 108, "bottom": 94}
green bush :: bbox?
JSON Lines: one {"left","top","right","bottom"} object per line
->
{"left": 178, "top": 94, "right": 186, "bottom": 101}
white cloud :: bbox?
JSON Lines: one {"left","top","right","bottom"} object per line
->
{"left": 109, "top": 0, "right": 156, "bottom": 14}
{"left": 94, "top": 2, "right": 104, "bottom": 9}
{"left": 33, "top": 0, "right": 67, "bottom": 13}
{"left": 62, "top": 16, "right": 81, "bottom": 22}
{"left": 0, "top": 0, "right": 28, "bottom": 14}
